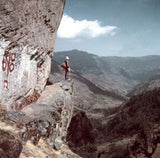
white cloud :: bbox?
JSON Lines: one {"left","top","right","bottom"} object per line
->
{"left": 57, "top": 15, "right": 118, "bottom": 39}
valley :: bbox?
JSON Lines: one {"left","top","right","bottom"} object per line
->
{"left": 51, "top": 49, "right": 160, "bottom": 158}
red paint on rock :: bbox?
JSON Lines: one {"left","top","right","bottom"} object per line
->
{"left": 2, "top": 50, "right": 16, "bottom": 90}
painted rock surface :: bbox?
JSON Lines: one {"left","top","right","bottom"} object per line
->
{"left": 0, "top": 0, "right": 65, "bottom": 107}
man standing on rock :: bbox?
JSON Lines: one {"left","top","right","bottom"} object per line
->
{"left": 61, "top": 56, "right": 70, "bottom": 80}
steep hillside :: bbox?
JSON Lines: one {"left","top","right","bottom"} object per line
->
{"left": 49, "top": 59, "right": 126, "bottom": 111}
{"left": 89, "top": 88, "right": 160, "bottom": 158}
{"left": 54, "top": 50, "right": 100, "bottom": 75}
{"left": 54, "top": 50, "right": 160, "bottom": 95}
{"left": 129, "top": 74, "right": 160, "bottom": 96}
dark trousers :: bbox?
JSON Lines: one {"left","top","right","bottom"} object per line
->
{"left": 65, "top": 69, "right": 70, "bottom": 80}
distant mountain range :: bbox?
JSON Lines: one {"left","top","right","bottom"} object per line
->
{"left": 53, "top": 49, "right": 160, "bottom": 95}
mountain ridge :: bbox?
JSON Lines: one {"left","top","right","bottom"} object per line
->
{"left": 128, "top": 74, "right": 160, "bottom": 96}
{"left": 54, "top": 49, "right": 160, "bottom": 95}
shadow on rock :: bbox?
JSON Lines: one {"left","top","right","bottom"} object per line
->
{"left": 67, "top": 111, "right": 97, "bottom": 158}
{"left": 0, "top": 129, "right": 23, "bottom": 158}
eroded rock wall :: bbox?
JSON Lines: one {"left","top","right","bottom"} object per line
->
{"left": 0, "top": 0, "right": 65, "bottom": 107}
{"left": 0, "top": 80, "right": 75, "bottom": 157}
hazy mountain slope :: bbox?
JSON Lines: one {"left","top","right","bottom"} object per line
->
{"left": 49, "top": 59, "right": 126, "bottom": 110}
{"left": 128, "top": 74, "right": 160, "bottom": 96}
{"left": 54, "top": 50, "right": 160, "bottom": 95}
{"left": 53, "top": 50, "right": 100, "bottom": 75}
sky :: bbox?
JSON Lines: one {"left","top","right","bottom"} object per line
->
{"left": 55, "top": 0, "right": 160, "bottom": 57}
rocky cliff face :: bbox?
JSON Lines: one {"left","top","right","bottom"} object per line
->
{"left": 0, "top": 1, "right": 81, "bottom": 157}
{"left": 0, "top": 80, "right": 79, "bottom": 158}
{"left": 0, "top": 0, "right": 65, "bottom": 107}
